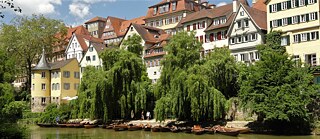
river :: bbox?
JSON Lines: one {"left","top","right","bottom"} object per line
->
{"left": 28, "top": 126, "right": 320, "bottom": 139}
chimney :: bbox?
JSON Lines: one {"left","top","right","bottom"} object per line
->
{"left": 209, "top": 4, "right": 216, "bottom": 9}
{"left": 194, "top": 0, "right": 199, "bottom": 3}
{"left": 233, "top": 0, "right": 238, "bottom": 13}
{"left": 201, "top": 1, "right": 208, "bottom": 7}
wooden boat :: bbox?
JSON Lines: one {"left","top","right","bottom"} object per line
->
{"left": 192, "top": 125, "right": 206, "bottom": 135}
{"left": 105, "top": 125, "right": 113, "bottom": 129}
{"left": 160, "top": 127, "right": 171, "bottom": 132}
{"left": 73, "top": 124, "right": 84, "bottom": 128}
{"left": 181, "top": 127, "right": 192, "bottom": 133}
{"left": 57, "top": 124, "right": 67, "bottom": 128}
{"left": 204, "top": 128, "right": 215, "bottom": 134}
{"left": 36, "top": 123, "right": 55, "bottom": 127}
{"left": 113, "top": 125, "right": 128, "bottom": 131}
{"left": 143, "top": 125, "right": 152, "bottom": 131}
{"left": 215, "top": 126, "right": 240, "bottom": 137}
{"left": 98, "top": 125, "right": 106, "bottom": 128}
{"left": 84, "top": 124, "right": 97, "bottom": 129}
{"left": 151, "top": 126, "right": 161, "bottom": 132}
{"left": 128, "top": 125, "right": 142, "bottom": 131}
{"left": 170, "top": 127, "right": 180, "bottom": 133}
{"left": 228, "top": 127, "right": 251, "bottom": 134}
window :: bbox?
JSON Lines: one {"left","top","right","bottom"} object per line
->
{"left": 220, "top": 17, "right": 227, "bottom": 24}
{"left": 41, "top": 72, "right": 45, "bottom": 78}
{"left": 52, "top": 83, "right": 55, "bottom": 90}
{"left": 237, "top": 36, "right": 242, "bottom": 43}
{"left": 281, "top": 1, "right": 287, "bottom": 10}
{"left": 240, "top": 54, "right": 245, "bottom": 61}
{"left": 291, "top": 0, "right": 297, "bottom": 7}
{"left": 41, "top": 83, "right": 46, "bottom": 90}
{"left": 74, "top": 83, "right": 79, "bottom": 90}
{"left": 153, "top": 8, "right": 157, "bottom": 15}
{"left": 57, "top": 83, "right": 60, "bottom": 90}
{"left": 74, "top": 72, "right": 80, "bottom": 79}
{"left": 255, "top": 52, "right": 260, "bottom": 60}
{"left": 93, "top": 55, "right": 96, "bottom": 61}
{"left": 237, "top": 21, "right": 241, "bottom": 28}
{"left": 305, "top": 54, "right": 317, "bottom": 66}
{"left": 282, "top": 18, "right": 288, "bottom": 25}
{"left": 193, "top": 23, "right": 196, "bottom": 30}
{"left": 299, "top": 0, "right": 305, "bottom": 6}
{"left": 300, "top": 14, "right": 306, "bottom": 22}
{"left": 149, "top": 61, "right": 152, "bottom": 67}
{"left": 63, "top": 71, "right": 70, "bottom": 78}
{"left": 230, "top": 38, "right": 235, "bottom": 44}
{"left": 234, "top": 54, "right": 238, "bottom": 61}
{"left": 199, "top": 22, "right": 203, "bottom": 29}
{"left": 244, "top": 19, "right": 249, "bottom": 27}
{"left": 41, "top": 98, "right": 46, "bottom": 104}
{"left": 240, "top": 11, "right": 244, "bottom": 16}
{"left": 310, "top": 12, "right": 317, "bottom": 20}
{"left": 272, "top": 20, "right": 278, "bottom": 27}
{"left": 310, "top": 31, "right": 319, "bottom": 40}
{"left": 213, "top": 33, "right": 218, "bottom": 41}
{"left": 172, "top": 2, "right": 177, "bottom": 11}
{"left": 64, "top": 83, "right": 70, "bottom": 90}
{"left": 301, "top": 33, "right": 308, "bottom": 41}
{"left": 172, "top": 17, "right": 176, "bottom": 24}
{"left": 221, "top": 31, "right": 226, "bottom": 39}
{"left": 292, "top": 16, "right": 299, "bottom": 24}
{"left": 251, "top": 33, "right": 257, "bottom": 41}
{"left": 154, "top": 71, "right": 157, "bottom": 75}
{"left": 309, "top": 0, "right": 315, "bottom": 4}
{"left": 178, "top": 16, "right": 182, "bottom": 21}
{"left": 293, "top": 34, "right": 300, "bottom": 43}
{"left": 281, "top": 36, "right": 290, "bottom": 46}
{"left": 187, "top": 25, "right": 190, "bottom": 31}
{"left": 271, "top": 4, "right": 277, "bottom": 12}
{"left": 89, "top": 47, "right": 93, "bottom": 52}
{"left": 165, "top": 19, "right": 169, "bottom": 25}
{"left": 214, "top": 19, "right": 219, "bottom": 25}
{"left": 243, "top": 35, "right": 248, "bottom": 42}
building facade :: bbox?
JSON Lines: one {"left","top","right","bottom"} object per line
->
{"left": 85, "top": 16, "right": 107, "bottom": 38}
{"left": 31, "top": 49, "right": 80, "bottom": 112}
{"left": 266, "top": 0, "right": 320, "bottom": 66}
{"left": 228, "top": 4, "right": 267, "bottom": 62}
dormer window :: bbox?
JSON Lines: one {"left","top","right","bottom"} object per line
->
{"left": 154, "top": 35, "right": 159, "bottom": 38}
{"left": 153, "top": 7, "right": 157, "bottom": 15}
{"left": 172, "top": 2, "right": 177, "bottom": 11}
{"left": 89, "top": 47, "right": 93, "bottom": 52}
{"left": 130, "top": 27, "right": 134, "bottom": 31}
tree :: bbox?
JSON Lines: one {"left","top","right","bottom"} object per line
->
{"left": 0, "top": 15, "right": 67, "bottom": 94}
{"left": 122, "top": 34, "right": 143, "bottom": 56}
{"left": 238, "top": 31, "right": 319, "bottom": 134}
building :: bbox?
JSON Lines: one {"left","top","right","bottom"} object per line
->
{"left": 84, "top": 16, "right": 107, "bottom": 38}
{"left": 102, "top": 16, "right": 145, "bottom": 46}
{"left": 227, "top": 3, "right": 267, "bottom": 63}
{"left": 120, "top": 23, "right": 170, "bottom": 83}
{"left": 266, "top": 0, "right": 320, "bottom": 66}
{"left": 79, "top": 42, "right": 106, "bottom": 79}
{"left": 52, "top": 25, "right": 90, "bottom": 62}
{"left": 31, "top": 49, "right": 80, "bottom": 112}
{"left": 65, "top": 33, "right": 104, "bottom": 62}
{"left": 144, "top": 0, "right": 210, "bottom": 35}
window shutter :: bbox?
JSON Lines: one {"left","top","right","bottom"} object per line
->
{"left": 298, "top": 34, "right": 301, "bottom": 42}
{"left": 288, "top": 1, "right": 292, "bottom": 8}
{"left": 305, "top": 0, "right": 308, "bottom": 5}
{"left": 288, "top": 17, "right": 292, "bottom": 24}
{"left": 316, "top": 12, "right": 318, "bottom": 20}
{"left": 278, "top": 19, "right": 282, "bottom": 26}
{"left": 270, "top": 21, "right": 273, "bottom": 28}
{"left": 296, "top": 0, "right": 299, "bottom": 6}
{"left": 306, "top": 14, "right": 309, "bottom": 21}
{"left": 269, "top": 5, "right": 272, "bottom": 13}
{"left": 287, "top": 35, "right": 290, "bottom": 45}
{"left": 203, "top": 21, "right": 206, "bottom": 28}
{"left": 297, "top": 16, "right": 300, "bottom": 23}
{"left": 307, "top": 33, "right": 310, "bottom": 41}
{"left": 277, "top": 3, "right": 281, "bottom": 11}
{"left": 198, "top": 22, "right": 200, "bottom": 29}
{"left": 316, "top": 32, "right": 319, "bottom": 39}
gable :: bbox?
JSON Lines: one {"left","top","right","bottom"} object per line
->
{"left": 120, "top": 24, "right": 145, "bottom": 48}
{"left": 65, "top": 34, "right": 83, "bottom": 54}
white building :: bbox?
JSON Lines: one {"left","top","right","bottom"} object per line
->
{"left": 65, "top": 34, "right": 104, "bottom": 62}
{"left": 120, "top": 23, "right": 170, "bottom": 83}
{"left": 79, "top": 42, "right": 106, "bottom": 79}
{"left": 227, "top": 3, "right": 267, "bottom": 62}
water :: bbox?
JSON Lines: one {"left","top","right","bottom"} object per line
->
{"left": 29, "top": 127, "right": 320, "bottom": 139}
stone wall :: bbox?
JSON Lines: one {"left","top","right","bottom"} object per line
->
{"left": 31, "top": 97, "right": 51, "bottom": 112}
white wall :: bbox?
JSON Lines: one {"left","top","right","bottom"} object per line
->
{"left": 79, "top": 45, "right": 103, "bottom": 79}
{"left": 66, "top": 35, "right": 84, "bottom": 62}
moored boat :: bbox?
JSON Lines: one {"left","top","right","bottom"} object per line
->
{"left": 181, "top": 127, "right": 192, "bottom": 133}
{"left": 57, "top": 123, "right": 67, "bottom": 128}
{"left": 113, "top": 124, "right": 128, "bottom": 131}
{"left": 143, "top": 124, "right": 152, "bottom": 131}
{"left": 36, "top": 123, "right": 55, "bottom": 127}
{"left": 128, "top": 125, "right": 142, "bottom": 131}
{"left": 214, "top": 126, "right": 240, "bottom": 137}
{"left": 151, "top": 126, "right": 161, "bottom": 132}
{"left": 191, "top": 125, "right": 206, "bottom": 135}
{"left": 98, "top": 125, "right": 106, "bottom": 128}
{"left": 84, "top": 124, "right": 97, "bottom": 129}
{"left": 170, "top": 126, "right": 180, "bottom": 133}
{"left": 105, "top": 125, "right": 113, "bottom": 129}
{"left": 160, "top": 126, "right": 171, "bottom": 132}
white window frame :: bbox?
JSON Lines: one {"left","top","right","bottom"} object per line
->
{"left": 41, "top": 72, "right": 46, "bottom": 78}
{"left": 299, "top": 0, "right": 305, "bottom": 6}
{"left": 281, "top": 36, "right": 288, "bottom": 46}
{"left": 301, "top": 33, "right": 307, "bottom": 41}
{"left": 243, "top": 35, "right": 248, "bottom": 42}
{"left": 251, "top": 33, "right": 257, "bottom": 41}
{"left": 282, "top": 18, "right": 288, "bottom": 26}
{"left": 172, "top": 2, "right": 177, "bottom": 11}
{"left": 292, "top": 16, "right": 299, "bottom": 24}
{"left": 300, "top": 14, "right": 306, "bottom": 23}
{"left": 255, "top": 52, "right": 260, "bottom": 60}
{"left": 221, "top": 31, "right": 226, "bottom": 39}
{"left": 272, "top": 20, "right": 278, "bottom": 27}
{"left": 308, "top": 0, "right": 315, "bottom": 4}
{"left": 310, "top": 12, "right": 316, "bottom": 20}
{"left": 41, "top": 83, "right": 46, "bottom": 90}
{"left": 237, "top": 36, "right": 242, "bottom": 43}
{"left": 310, "top": 32, "right": 317, "bottom": 40}
{"left": 240, "top": 11, "right": 244, "bottom": 16}
{"left": 271, "top": 4, "right": 277, "bottom": 12}
{"left": 220, "top": 17, "right": 227, "bottom": 24}
{"left": 230, "top": 38, "right": 235, "bottom": 44}
{"left": 281, "top": 2, "right": 287, "bottom": 10}
{"left": 214, "top": 19, "right": 219, "bottom": 25}
{"left": 293, "top": 34, "right": 300, "bottom": 43}
{"left": 291, "top": 0, "right": 297, "bottom": 8}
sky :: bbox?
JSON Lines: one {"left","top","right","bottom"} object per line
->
{"left": 0, "top": 0, "right": 252, "bottom": 27}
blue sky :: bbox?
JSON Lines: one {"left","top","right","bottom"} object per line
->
{"left": 0, "top": 0, "right": 252, "bottom": 26}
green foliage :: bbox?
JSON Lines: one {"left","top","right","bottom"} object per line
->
{"left": 239, "top": 31, "right": 319, "bottom": 134}
{"left": 39, "top": 103, "right": 72, "bottom": 123}
{"left": 0, "top": 15, "right": 67, "bottom": 93}
{"left": 154, "top": 32, "right": 235, "bottom": 121}
{"left": 122, "top": 34, "right": 143, "bottom": 56}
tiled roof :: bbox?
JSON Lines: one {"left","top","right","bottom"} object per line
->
{"left": 131, "top": 23, "right": 169, "bottom": 43}
{"left": 252, "top": 0, "right": 267, "bottom": 12}
{"left": 101, "top": 16, "right": 127, "bottom": 40}
{"left": 50, "top": 58, "right": 75, "bottom": 70}
{"left": 205, "top": 13, "right": 235, "bottom": 31}
{"left": 119, "top": 16, "right": 145, "bottom": 36}
{"left": 92, "top": 42, "right": 107, "bottom": 54}
{"left": 85, "top": 16, "right": 107, "bottom": 24}
{"left": 145, "top": 0, "right": 206, "bottom": 19}
{"left": 180, "top": 8, "right": 213, "bottom": 24}
{"left": 242, "top": 4, "right": 267, "bottom": 30}
{"left": 67, "top": 25, "right": 90, "bottom": 39}
{"left": 74, "top": 34, "right": 104, "bottom": 51}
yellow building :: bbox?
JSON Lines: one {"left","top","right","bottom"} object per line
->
{"left": 31, "top": 49, "right": 80, "bottom": 112}
{"left": 266, "top": 0, "right": 320, "bottom": 66}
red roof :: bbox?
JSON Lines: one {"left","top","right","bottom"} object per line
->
{"left": 74, "top": 34, "right": 104, "bottom": 51}
{"left": 252, "top": 0, "right": 267, "bottom": 12}
{"left": 119, "top": 16, "right": 145, "bottom": 36}
{"left": 85, "top": 16, "right": 107, "bottom": 24}
{"left": 67, "top": 25, "right": 90, "bottom": 40}
{"left": 101, "top": 16, "right": 127, "bottom": 40}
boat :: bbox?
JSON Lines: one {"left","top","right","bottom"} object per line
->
{"left": 170, "top": 126, "right": 180, "bottom": 133}
{"left": 57, "top": 123, "right": 67, "bottom": 128}
{"left": 204, "top": 127, "right": 215, "bottom": 134}
{"left": 214, "top": 126, "right": 240, "bottom": 137}
{"left": 105, "top": 125, "right": 113, "bottom": 129}
{"left": 143, "top": 125, "right": 152, "bottom": 131}
{"left": 227, "top": 127, "right": 251, "bottom": 134}
{"left": 191, "top": 125, "right": 206, "bottom": 135}
{"left": 113, "top": 124, "right": 128, "bottom": 131}
{"left": 151, "top": 126, "right": 161, "bottom": 132}
{"left": 73, "top": 124, "right": 84, "bottom": 128}
{"left": 36, "top": 123, "right": 55, "bottom": 127}
{"left": 128, "top": 125, "right": 142, "bottom": 131}
{"left": 181, "top": 127, "right": 192, "bottom": 133}
{"left": 98, "top": 125, "right": 106, "bottom": 128}
{"left": 84, "top": 124, "right": 97, "bottom": 129}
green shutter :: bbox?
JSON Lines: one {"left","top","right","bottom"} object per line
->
{"left": 277, "top": 3, "right": 282, "bottom": 11}
{"left": 269, "top": 5, "right": 272, "bottom": 13}
{"left": 315, "top": 0, "right": 318, "bottom": 3}
{"left": 288, "top": 17, "right": 292, "bottom": 24}
{"left": 288, "top": 1, "right": 292, "bottom": 8}
{"left": 316, "top": 32, "right": 319, "bottom": 39}
{"left": 306, "top": 14, "right": 310, "bottom": 21}
{"left": 316, "top": 12, "right": 318, "bottom": 20}
{"left": 305, "top": 0, "right": 308, "bottom": 5}
{"left": 270, "top": 21, "right": 273, "bottom": 28}
{"left": 307, "top": 33, "right": 310, "bottom": 41}
{"left": 287, "top": 35, "right": 290, "bottom": 45}
{"left": 278, "top": 19, "right": 283, "bottom": 26}
{"left": 298, "top": 34, "right": 301, "bottom": 42}
{"left": 296, "top": 0, "right": 299, "bottom": 7}
{"left": 297, "top": 16, "right": 300, "bottom": 23}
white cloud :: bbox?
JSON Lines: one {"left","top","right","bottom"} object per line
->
{"left": 69, "top": 3, "right": 90, "bottom": 19}
{"left": 68, "top": 0, "right": 115, "bottom": 19}
{"left": 14, "top": 0, "right": 62, "bottom": 15}
{"left": 216, "top": 2, "right": 227, "bottom": 7}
